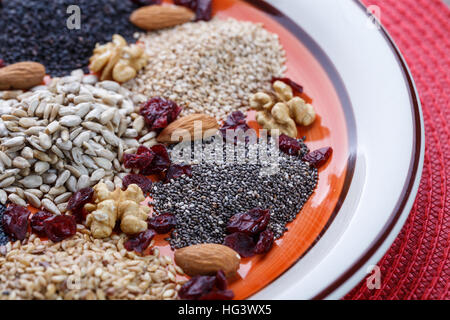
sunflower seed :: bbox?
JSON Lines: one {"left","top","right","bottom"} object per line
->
{"left": 73, "top": 131, "right": 91, "bottom": 147}
{"left": 82, "top": 121, "right": 103, "bottom": 133}
{"left": 90, "top": 169, "right": 106, "bottom": 182}
{"left": 74, "top": 102, "right": 92, "bottom": 118}
{"left": 77, "top": 175, "right": 91, "bottom": 190}
{"left": 2, "top": 136, "right": 25, "bottom": 147}
{"left": 0, "top": 189, "right": 7, "bottom": 204}
{"left": 34, "top": 161, "right": 50, "bottom": 174}
{"left": 74, "top": 94, "right": 93, "bottom": 104}
{"left": 94, "top": 157, "right": 112, "bottom": 170}
{"left": 33, "top": 150, "right": 52, "bottom": 162}
{"left": 0, "top": 176, "right": 15, "bottom": 188}
{"left": 0, "top": 151, "right": 12, "bottom": 167}
{"left": 24, "top": 191, "right": 41, "bottom": 208}
{"left": 60, "top": 115, "right": 82, "bottom": 127}
{"left": 132, "top": 116, "right": 145, "bottom": 132}
{"left": 18, "top": 117, "right": 37, "bottom": 128}
{"left": 65, "top": 165, "right": 81, "bottom": 178}
{"left": 101, "top": 130, "right": 120, "bottom": 147}
{"left": 71, "top": 148, "right": 83, "bottom": 165}
{"left": 8, "top": 193, "right": 27, "bottom": 206}
{"left": 55, "top": 170, "right": 70, "bottom": 188}
{"left": 54, "top": 192, "right": 72, "bottom": 205}
{"left": 20, "top": 146, "right": 34, "bottom": 159}
{"left": 25, "top": 189, "right": 43, "bottom": 198}
{"left": 38, "top": 132, "right": 52, "bottom": 150}
{"left": 19, "top": 175, "right": 43, "bottom": 188}
{"left": 45, "top": 121, "right": 61, "bottom": 134}
{"left": 100, "top": 108, "right": 116, "bottom": 125}
{"left": 42, "top": 199, "right": 60, "bottom": 215}
{"left": 48, "top": 186, "right": 66, "bottom": 197}
{"left": 66, "top": 176, "right": 77, "bottom": 193}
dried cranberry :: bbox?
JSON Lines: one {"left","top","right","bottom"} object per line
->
{"left": 43, "top": 215, "right": 77, "bottom": 242}
{"left": 123, "top": 145, "right": 171, "bottom": 175}
{"left": 174, "top": 0, "right": 197, "bottom": 10}
{"left": 30, "top": 210, "right": 54, "bottom": 237}
{"left": 199, "top": 290, "right": 234, "bottom": 300}
{"left": 271, "top": 77, "right": 304, "bottom": 94}
{"left": 67, "top": 187, "right": 94, "bottom": 223}
{"left": 214, "top": 269, "right": 227, "bottom": 290}
{"left": 124, "top": 229, "right": 156, "bottom": 253}
{"left": 140, "top": 97, "right": 182, "bottom": 131}
{"left": 144, "top": 144, "right": 171, "bottom": 175}
{"left": 254, "top": 229, "right": 274, "bottom": 254}
{"left": 195, "top": 0, "right": 213, "bottom": 21}
{"left": 130, "top": 0, "right": 162, "bottom": 6}
{"left": 223, "top": 232, "right": 255, "bottom": 258}
{"left": 1, "top": 204, "right": 31, "bottom": 241}
{"left": 303, "top": 147, "right": 333, "bottom": 168}
{"left": 278, "top": 134, "right": 303, "bottom": 155}
{"left": 226, "top": 208, "right": 270, "bottom": 236}
{"left": 122, "top": 174, "right": 153, "bottom": 193}
{"left": 0, "top": 59, "right": 5, "bottom": 68}
{"left": 220, "top": 111, "right": 251, "bottom": 143}
{"left": 148, "top": 213, "right": 176, "bottom": 234}
{"left": 123, "top": 145, "right": 155, "bottom": 172}
{"left": 179, "top": 270, "right": 234, "bottom": 300}
{"left": 164, "top": 164, "right": 192, "bottom": 183}
{"left": 179, "top": 275, "right": 216, "bottom": 300}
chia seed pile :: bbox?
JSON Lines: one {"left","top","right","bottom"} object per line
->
{"left": 151, "top": 137, "right": 318, "bottom": 248}
{"left": 0, "top": 204, "right": 8, "bottom": 246}
{"left": 0, "top": 0, "right": 140, "bottom": 76}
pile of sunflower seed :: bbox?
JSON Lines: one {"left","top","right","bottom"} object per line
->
{"left": 151, "top": 137, "right": 318, "bottom": 248}
{"left": 0, "top": 70, "right": 157, "bottom": 214}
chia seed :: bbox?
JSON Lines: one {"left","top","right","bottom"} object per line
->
{"left": 0, "top": 0, "right": 140, "bottom": 76}
{"left": 151, "top": 137, "right": 318, "bottom": 248}
{"left": 0, "top": 204, "right": 9, "bottom": 246}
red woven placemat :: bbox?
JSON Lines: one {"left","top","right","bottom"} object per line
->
{"left": 344, "top": 0, "right": 449, "bottom": 300}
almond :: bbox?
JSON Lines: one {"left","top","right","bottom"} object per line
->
{"left": 0, "top": 62, "right": 46, "bottom": 90}
{"left": 174, "top": 243, "right": 241, "bottom": 278}
{"left": 157, "top": 113, "right": 219, "bottom": 144}
{"left": 130, "top": 5, "right": 195, "bottom": 31}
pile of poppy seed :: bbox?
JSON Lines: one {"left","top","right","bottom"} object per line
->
{"left": 0, "top": 0, "right": 139, "bottom": 76}
{"left": 151, "top": 138, "right": 318, "bottom": 249}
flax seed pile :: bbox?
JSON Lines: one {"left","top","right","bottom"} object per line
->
{"left": 0, "top": 225, "right": 184, "bottom": 300}
{"left": 126, "top": 18, "right": 287, "bottom": 120}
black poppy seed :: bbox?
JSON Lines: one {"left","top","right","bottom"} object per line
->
{"left": 0, "top": 0, "right": 140, "bottom": 76}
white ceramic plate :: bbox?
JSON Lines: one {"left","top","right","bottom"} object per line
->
{"left": 250, "top": 0, "right": 424, "bottom": 299}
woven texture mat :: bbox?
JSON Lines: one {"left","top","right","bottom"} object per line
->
{"left": 344, "top": 0, "right": 449, "bottom": 300}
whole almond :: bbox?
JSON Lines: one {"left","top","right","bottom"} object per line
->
{"left": 157, "top": 113, "right": 219, "bottom": 144}
{"left": 130, "top": 5, "right": 195, "bottom": 31}
{"left": 0, "top": 62, "right": 46, "bottom": 90}
{"left": 174, "top": 243, "right": 241, "bottom": 278}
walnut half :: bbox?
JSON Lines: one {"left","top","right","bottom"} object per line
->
{"left": 89, "top": 34, "right": 149, "bottom": 83}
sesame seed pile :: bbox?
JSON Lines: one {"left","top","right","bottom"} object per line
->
{"left": 126, "top": 18, "right": 287, "bottom": 120}
{"left": 151, "top": 138, "right": 318, "bottom": 249}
